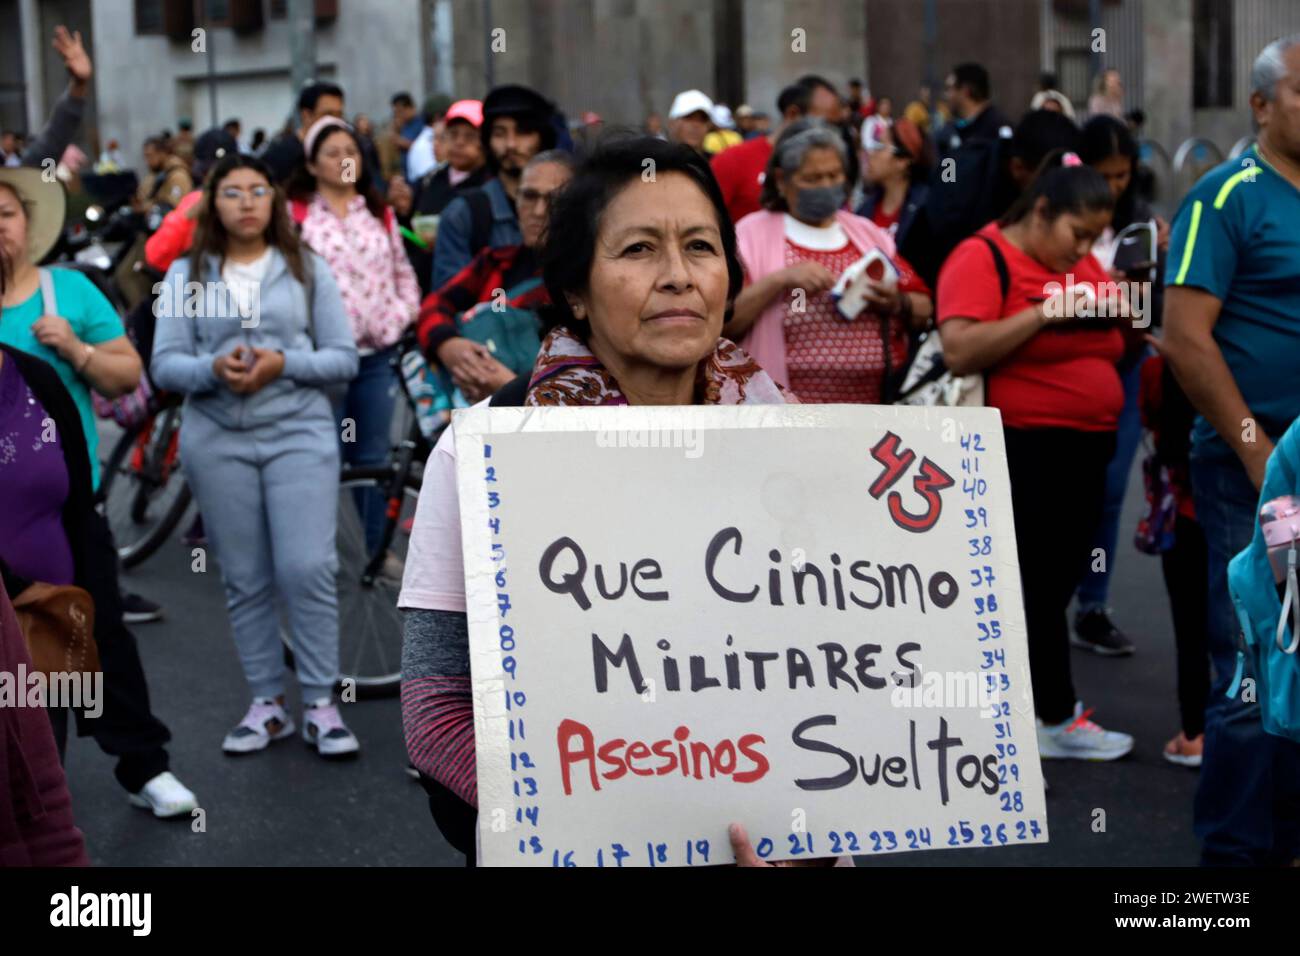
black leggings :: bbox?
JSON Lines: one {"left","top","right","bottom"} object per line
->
{"left": 1161, "top": 514, "right": 1210, "bottom": 738}
{"left": 52, "top": 511, "right": 171, "bottom": 793}
{"left": 1004, "top": 427, "right": 1116, "bottom": 725}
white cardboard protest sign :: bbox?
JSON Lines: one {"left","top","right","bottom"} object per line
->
{"left": 455, "top": 404, "right": 1046, "bottom": 867}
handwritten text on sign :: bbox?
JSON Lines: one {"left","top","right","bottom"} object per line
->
{"left": 455, "top": 404, "right": 1046, "bottom": 866}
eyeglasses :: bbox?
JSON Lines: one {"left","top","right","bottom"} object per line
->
{"left": 864, "top": 138, "right": 912, "bottom": 160}
{"left": 518, "top": 187, "right": 557, "bottom": 208}
{"left": 218, "top": 186, "right": 272, "bottom": 201}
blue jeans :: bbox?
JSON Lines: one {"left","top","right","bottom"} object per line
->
{"left": 1077, "top": 351, "right": 1147, "bottom": 611}
{"left": 1190, "top": 449, "right": 1300, "bottom": 865}
{"left": 337, "top": 346, "right": 400, "bottom": 555}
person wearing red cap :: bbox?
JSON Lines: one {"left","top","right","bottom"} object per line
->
{"left": 396, "top": 100, "right": 489, "bottom": 297}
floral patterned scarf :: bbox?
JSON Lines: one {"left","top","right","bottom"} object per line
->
{"left": 525, "top": 326, "right": 797, "bottom": 406}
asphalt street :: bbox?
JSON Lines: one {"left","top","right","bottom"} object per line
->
{"left": 66, "top": 446, "right": 1201, "bottom": 867}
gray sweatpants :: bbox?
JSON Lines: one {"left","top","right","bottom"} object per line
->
{"left": 180, "top": 408, "right": 341, "bottom": 702}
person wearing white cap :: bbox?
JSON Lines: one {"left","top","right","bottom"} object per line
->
{"left": 667, "top": 89, "right": 715, "bottom": 154}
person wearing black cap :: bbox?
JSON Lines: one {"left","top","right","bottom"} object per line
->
{"left": 429, "top": 84, "right": 557, "bottom": 290}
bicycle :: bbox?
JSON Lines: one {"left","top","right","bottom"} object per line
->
{"left": 99, "top": 393, "right": 192, "bottom": 569}
{"left": 283, "top": 332, "right": 446, "bottom": 698}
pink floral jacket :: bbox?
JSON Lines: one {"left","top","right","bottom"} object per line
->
{"left": 298, "top": 193, "right": 421, "bottom": 351}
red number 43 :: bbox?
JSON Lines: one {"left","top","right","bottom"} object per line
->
{"left": 869, "top": 431, "right": 955, "bottom": 533}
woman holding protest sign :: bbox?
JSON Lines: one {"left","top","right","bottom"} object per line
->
{"left": 151, "top": 153, "right": 361, "bottom": 759}
{"left": 724, "top": 119, "right": 932, "bottom": 404}
{"left": 936, "top": 150, "right": 1134, "bottom": 762}
{"left": 399, "top": 137, "right": 836, "bottom": 866}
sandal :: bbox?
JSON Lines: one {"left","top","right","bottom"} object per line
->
{"left": 1162, "top": 731, "right": 1203, "bottom": 768}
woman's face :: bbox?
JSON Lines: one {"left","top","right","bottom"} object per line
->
{"left": 0, "top": 185, "right": 30, "bottom": 265}
{"left": 213, "top": 167, "right": 274, "bottom": 243}
{"left": 777, "top": 146, "right": 847, "bottom": 224}
{"left": 864, "top": 125, "right": 909, "bottom": 186}
{"left": 1031, "top": 199, "right": 1112, "bottom": 273}
{"left": 1093, "top": 153, "right": 1132, "bottom": 201}
{"left": 309, "top": 130, "right": 362, "bottom": 189}
{"left": 574, "top": 171, "right": 730, "bottom": 376}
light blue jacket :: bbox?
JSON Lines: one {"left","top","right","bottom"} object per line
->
{"left": 151, "top": 248, "right": 358, "bottom": 430}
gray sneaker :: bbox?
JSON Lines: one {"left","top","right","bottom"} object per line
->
{"left": 303, "top": 699, "right": 360, "bottom": 758}
{"left": 223, "top": 697, "right": 295, "bottom": 754}
{"left": 1037, "top": 702, "right": 1133, "bottom": 761}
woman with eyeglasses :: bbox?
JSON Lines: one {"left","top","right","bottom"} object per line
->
{"left": 151, "top": 153, "right": 362, "bottom": 759}
{"left": 725, "top": 119, "right": 932, "bottom": 404}
{"left": 857, "top": 117, "right": 933, "bottom": 251}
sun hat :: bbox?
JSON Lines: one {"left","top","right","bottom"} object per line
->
{"left": 0, "top": 166, "right": 66, "bottom": 264}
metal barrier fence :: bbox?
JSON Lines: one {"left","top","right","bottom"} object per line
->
{"left": 1141, "top": 134, "right": 1255, "bottom": 217}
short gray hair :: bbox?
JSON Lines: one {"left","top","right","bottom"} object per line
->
{"left": 1251, "top": 33, "right": 1300, "bottom": 101}
{"left": 759, "top": 118, "right": 847, "bottom": 211}
{"left": 525, "top": 149, "right": 577, "bottom": 174}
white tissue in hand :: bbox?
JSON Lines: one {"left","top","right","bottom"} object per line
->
{"left": 832, "top": 249, "right": 898, "bottom": 320}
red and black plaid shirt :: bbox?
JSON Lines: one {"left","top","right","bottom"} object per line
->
{"left": 417, "top": 244, "right": 549, "bottom": 362}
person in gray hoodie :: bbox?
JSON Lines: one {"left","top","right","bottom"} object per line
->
{"left": 151, "top": 153, "right": 362, "bottom": 758}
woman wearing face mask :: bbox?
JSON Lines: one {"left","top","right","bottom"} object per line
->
{"left": 937, "top": 150, "right": 1134, "bottom": 764}
{"left": 287, "top": 117, "right": 420, "bottom": 557}
{"left": 726, "top": 119, "right": 931, "bottom": 404}
{"left": 152, "top": 154, "right": 361, "bottom": 758}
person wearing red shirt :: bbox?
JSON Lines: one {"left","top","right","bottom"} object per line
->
{"left": 937, "top": 150, "right": 1135, "bottom": 763}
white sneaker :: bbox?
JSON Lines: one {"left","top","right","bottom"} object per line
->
{"left": 303, "top": 699, "right": 360, "bottom": 758}
{"left": 1037, "top": 702, "right": 1134, "bottom": 761}
{"left": 128, "top": 771, "right": 198, "bottom": 819}
{"left": 223, "top": 697, "right": 295, "bottom": 754}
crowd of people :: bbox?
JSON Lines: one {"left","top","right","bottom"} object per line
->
{"left": 3, "top": 20, "right": 1300, "bottom": 869}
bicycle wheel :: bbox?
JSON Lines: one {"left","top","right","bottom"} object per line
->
{"left": 321, "top": 465, "right": 421, "bottom": 698}
{"left": 101, "top": 407, "right": 191, "bottom": 568}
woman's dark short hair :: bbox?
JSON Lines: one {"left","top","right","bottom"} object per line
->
{"left": 539, "top": 135, "right": 744, "bottom": 339}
